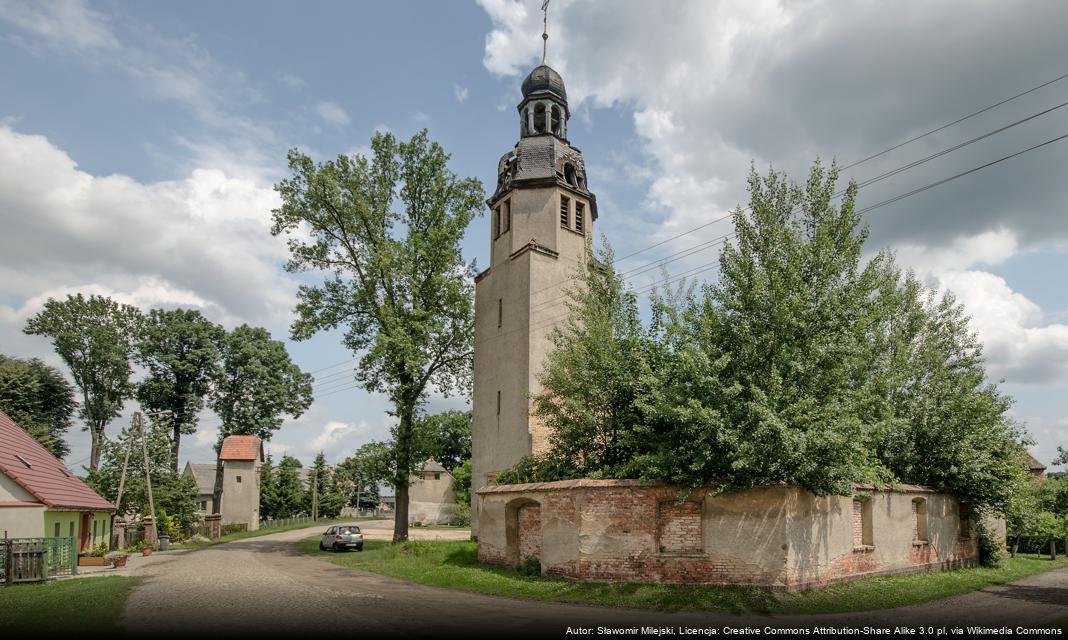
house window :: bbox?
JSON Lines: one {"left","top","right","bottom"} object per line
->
{"left": 434, "top": 472, "right": 441, "bottom": 480}
{"left": 560, "top": 196, "right": 570, "bottom": 227}
{"left": 498, "top": 298, "right": 503, "bottom": 328}
{"left": 503, "top": 199, "right": 511, "bottom": 233}
{"left": 236, "top": 475, "right": 242, "bottom": 483}
{"left": 913, "top": 497, "right": 928, "bottom": 543}
{"left": 496, "top": 390, "right": 501, "bottom": 415}
{"left": 201, "top": 500, "right": 208, "bottom": 511}
{"left": 853, "top": 497, "right": 873, "bottom": 548}
{"left": 493, "top": 207, "right": 501, "bottom": 238}
{"left": 575, "top": 202, "right": 585, "bottom": 233}
{"left": 93, "top": 520, "right": 98, "bottom": 543}
{"left": 69, "top": 522, "right": 74, "bottom": 538}
{"left": 54, "top": 522, "right": 60, "bottom": 537}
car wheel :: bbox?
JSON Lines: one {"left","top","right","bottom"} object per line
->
{"left": 319, "top": 541, "right": 326, "bottom": 551}
{"left": 332, "top": 543, "right": 341, "bottom": 552}
{"left": 356, "top": 545, "right": 363, "bottom": 552}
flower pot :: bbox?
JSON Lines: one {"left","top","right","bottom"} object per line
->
{"left": 112, "top": 554, "right": 128, "bottom": 567}
{"left": 141, "top": 546, "right": 153, "bottom": 556}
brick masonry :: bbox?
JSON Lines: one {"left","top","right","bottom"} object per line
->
{"left": 476, "top": 480, "right": 983, "bottom": 590}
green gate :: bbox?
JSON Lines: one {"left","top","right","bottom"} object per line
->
{"left": 1, "top": 537, "right": 77, "bottom": 584}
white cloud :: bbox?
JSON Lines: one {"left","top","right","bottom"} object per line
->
{"left": 478, "top": 0, "right": 1068, "bottom": 259}
{"left": 894, "top": 228, "right": 1020, "bottom": 273}
{"left": 278, "top": 72, "right": 305, "bottom": 89}
{"left": 0, "top": 0, "right": 119, "bottom": 52}
{"left": 453, "top": 84, "right": 470, "bottom": 103}
{"left": 0, "top": 125, "right": 295, "bottom": 338}
{"left": 934, "top": 270, "right": 1068, "bottom": 384}
{"left": 315, "top": 101, "right": 351, "bottom": 128}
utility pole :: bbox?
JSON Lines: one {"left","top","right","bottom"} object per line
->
{"left": 111, "top": 428, "right": 132, "bottom": 548}
{"left": 137, "top": 412, "right": 156, "bottom": 523}
{"left": 311, "top": 468, "right": 319, "bottom": 521}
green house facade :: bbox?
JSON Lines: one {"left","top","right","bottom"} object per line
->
{"left": 0, "top": 410, "right": 115, "bottom": 550}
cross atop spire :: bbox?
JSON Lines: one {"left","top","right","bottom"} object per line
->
{"left": 541, "top": 0, "right": 550, "bottom": 64}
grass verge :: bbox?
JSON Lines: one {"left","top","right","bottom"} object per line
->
{"left": 0, "top": 576, "right": 140, "bottom": 634}
{"left": 296, "top": 537, "right": 1068, "bottom": 614}
{"left": 172, "top": 518, "right": 348, "bottom": 551}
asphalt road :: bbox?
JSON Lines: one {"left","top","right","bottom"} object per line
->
{"left": 119, "top": 523, "right": 1068, "bottom": 638}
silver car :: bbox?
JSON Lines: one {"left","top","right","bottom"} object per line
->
{"left": 319, "top": 524, "right": 364, "bottom": 552}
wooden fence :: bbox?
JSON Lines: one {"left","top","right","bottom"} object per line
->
{"left": 1, "top": 537, "right": 77, "bottom": 584}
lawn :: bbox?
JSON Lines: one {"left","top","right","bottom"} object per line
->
{"left": 296, "top": 537, "right": 1068, "bottom": 614}
{"left": 172, "top": 518, "right": 350, "bottom": 551}
{"left": 0, "top": 576, "right": 140, "bottom": 634}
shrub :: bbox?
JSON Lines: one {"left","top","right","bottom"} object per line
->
{"left": 519, "top": 556, "right": 541, "bottom": 577}
{"left": 977, "top": 520, "right": 1004, "bottom": 568}
{"left": 450, "top": 502, "right": 471, "bottom": 527}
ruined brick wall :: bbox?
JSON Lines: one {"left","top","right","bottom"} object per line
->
{"left": 476, "top": 480, "right": 978, "bottom": 590}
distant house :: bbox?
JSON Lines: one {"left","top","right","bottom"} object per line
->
{"left": 0, "top": 409, "right": 115, "bottom": 550}
{"left": 408, "top": 459, "right": 457, "bottom": 525}
{"left": 182, "top": 462, "right": 216, "bottom": 515}
{"left": 1026, "top": 452, "right": 1047, "bottom": 479}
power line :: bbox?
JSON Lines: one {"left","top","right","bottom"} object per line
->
{"left": 857, "top": 131, "right": 1068, "bottom": 215}
{"left": 306, "top": 356, "right": 358, "bottom": 375}
{"left": 842, "top": 70, "right": 1068, "bottom": 170}
{"left": 613, "top": 70, "right": 1068, "bottom": 265}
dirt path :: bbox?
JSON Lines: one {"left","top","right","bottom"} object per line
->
{"left": 120, "top": 524, "right": 1068, "bottom": 637}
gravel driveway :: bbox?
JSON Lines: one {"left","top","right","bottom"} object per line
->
{"left": 120, "top": 523, "right": 1068, "bottom": 637}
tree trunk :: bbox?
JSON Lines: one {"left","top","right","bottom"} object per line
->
{"left": 211, "top": 448, "right": 224, "bottom": 515}
{"left": 1052, "top": 539, "right": 1058, "bottom": 561}
{"left": 89, "top": 423, "right": 103, "bottom": 471}
{"left": 394, "top": 481, "right": 409, "bottom": 543}
{"left": 1011, "top": 536, "right": 1020, "bottom": 558}
{"left": 172, "top": 423, "right": 182, "bottom": 473}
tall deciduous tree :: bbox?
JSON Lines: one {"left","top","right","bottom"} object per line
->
{"left": 86, "top": 416, "right": 198, "bottom": 529}
{"left": 272, "top": 130, "right": 484, "bottom": 542}
{"left": 207, "top": 324, "right": 313, "bottom": 513}
{"left": 0, "top": 355, "right": 77, "bottom": 457}
{"left": 136, "top": 308, "right": 223, "bottom": 471}
{"left": 24, "top": 294, "right": 142, "bottom": 470}
{"left": 274, "top": 455, "right": 307, "bottom": 518}
{"left": 417, "top": 410, "right": 472, "bottom": 472}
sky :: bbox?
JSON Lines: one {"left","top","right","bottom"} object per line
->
{"left": 1, "top": 0, "right": 1065, "bottom": 472}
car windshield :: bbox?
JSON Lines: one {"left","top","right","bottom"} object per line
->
{"left": 338, "top": 526, "right": 360, "bottom": 534}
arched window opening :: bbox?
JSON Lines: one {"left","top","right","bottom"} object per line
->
{"left": 521, "top": 108, "right": 529, "bottom": 136}
{"left": 533, "top": 103, "right": 547, "bottom": 134}
{"left": 551, "top": 105, "right": 562, "bottom": 136}
{"left": 564, "top": 163, "right": 577, "bottom": 187}
{"left": 912, "top": 497, "right": 928, "bottom": 543}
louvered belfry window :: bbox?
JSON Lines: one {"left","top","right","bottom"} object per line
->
{"left": 560, "top": 196, "right": 570, "bottom": 227}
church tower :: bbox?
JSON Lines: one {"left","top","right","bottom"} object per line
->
{"left": 470, "top": 63, "right": 597, "bottom": 533}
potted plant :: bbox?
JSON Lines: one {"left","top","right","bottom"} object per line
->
{"left": 105, "top": 551, "right": 129, "bottom": 567}
{"left": 141, "top": 542, "right": 154, "bottom": 556}
{"left": 78, "top": 544, "right": 110, "bottom": 567}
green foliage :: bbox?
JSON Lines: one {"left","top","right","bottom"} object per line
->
{"left": 86, "top": 417, "right": 198, "bottom": 529}
{"left": 416, "top": 410, "right": 472, "bottom": 472}
{"left": 976, "top": 520, "right": 1003, "bottom": 568}
{"left": 452, "top": 458, "right": 472, "bottom": 506}
{"left": 136, "top": 308, "right": 223, "bottom": 469}
{"left": 207, "top": 324, "right": 312, "bottom": 509}
{"left": 209, "top": 324, "right": 312, "bottom": 443}
{"left": 505, "top": 161, "right": 1031, "bottom": 515}
{"left": 518, "top": 556, "right": 541, "bottom": 577}
{"left": 450, "top": 501, "right": 471, "bottom": 527}
{"left": 23, "top": 293, "right": 143, "bottom": 469}
{"left": 0, "top": 354, "right": 76, "bottom": 457}
{"left": 305, "top": 451, "right": 345, "bottom": 519}
{"left": 259, "top": 453, "right": 280, "bottom": 519}
{"left": 272, "top": 129, "right": 484, "bottom": 541}
{"left": 155, "top": 507, "right": 181, "bottom": 541}
{"left": 82, "top": 543, "right": 109, "bottom": 558}
{"left": 335, "top": 450, "right": 382, "bottom": 510}
{"left": 273, "top": 454, "right": 308, "bottom": 518}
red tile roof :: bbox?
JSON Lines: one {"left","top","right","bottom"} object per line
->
{"left": 219, "top": 435, "right": 262, "bottom": 461}
{"left": 0, "top": 409, "right": 115, "bottom": 511}
{"left": 1026, "top": 453, "right": 1047, "bottom": 472}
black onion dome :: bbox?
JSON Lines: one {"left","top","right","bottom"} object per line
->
{"left": 521, "top": 65, "right": 567, "bottom": 101}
